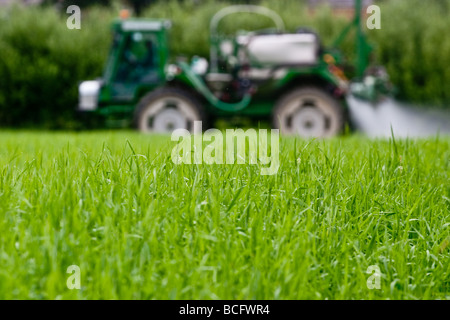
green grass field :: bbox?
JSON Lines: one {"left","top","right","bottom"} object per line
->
{"left": 0, "top": 131, "right": 449, "bottom": 299}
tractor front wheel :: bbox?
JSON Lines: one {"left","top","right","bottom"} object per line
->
{"left": 272, "top": 87, "right": 345, "bottom": 138}
{"left": 134, "top": 87, "right": 206, "bottom": 134}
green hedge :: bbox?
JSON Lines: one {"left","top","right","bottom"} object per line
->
{"left": 0, "top": 6, "right": 112, "bottom": 128}
{"left": 371, "top": 0, "right": 450, "bottom": 106}
{"left": 0, "top": 0, "right": 449, "bottom": 128}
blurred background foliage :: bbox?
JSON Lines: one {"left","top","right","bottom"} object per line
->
{"left": 0, "top": 0, "right": 449, "bottom": 128}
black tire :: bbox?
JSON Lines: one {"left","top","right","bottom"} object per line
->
{"left": 272, "top": 87, "right": 345, "bottom": 138}
{"left": 134, "top": 87, "right": 207, "bottom": 134}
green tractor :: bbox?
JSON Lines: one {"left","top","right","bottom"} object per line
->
{"left": 78, "top": 0, "right": 390, "bottom": 137}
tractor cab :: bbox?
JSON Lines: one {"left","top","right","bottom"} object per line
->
{"left": 79, "top": 18, "right": 171, "bottom": 114}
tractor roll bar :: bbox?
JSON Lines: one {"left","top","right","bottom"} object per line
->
{"left": 209, "top": 5, "right": 286, "bottom": 73}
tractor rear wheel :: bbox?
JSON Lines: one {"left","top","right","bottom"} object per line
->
{"left": 272, "top": 87, "right": 344, "bottom": 138}
{"left": 134, "top": 87, "right": 206, "bottom": 134}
